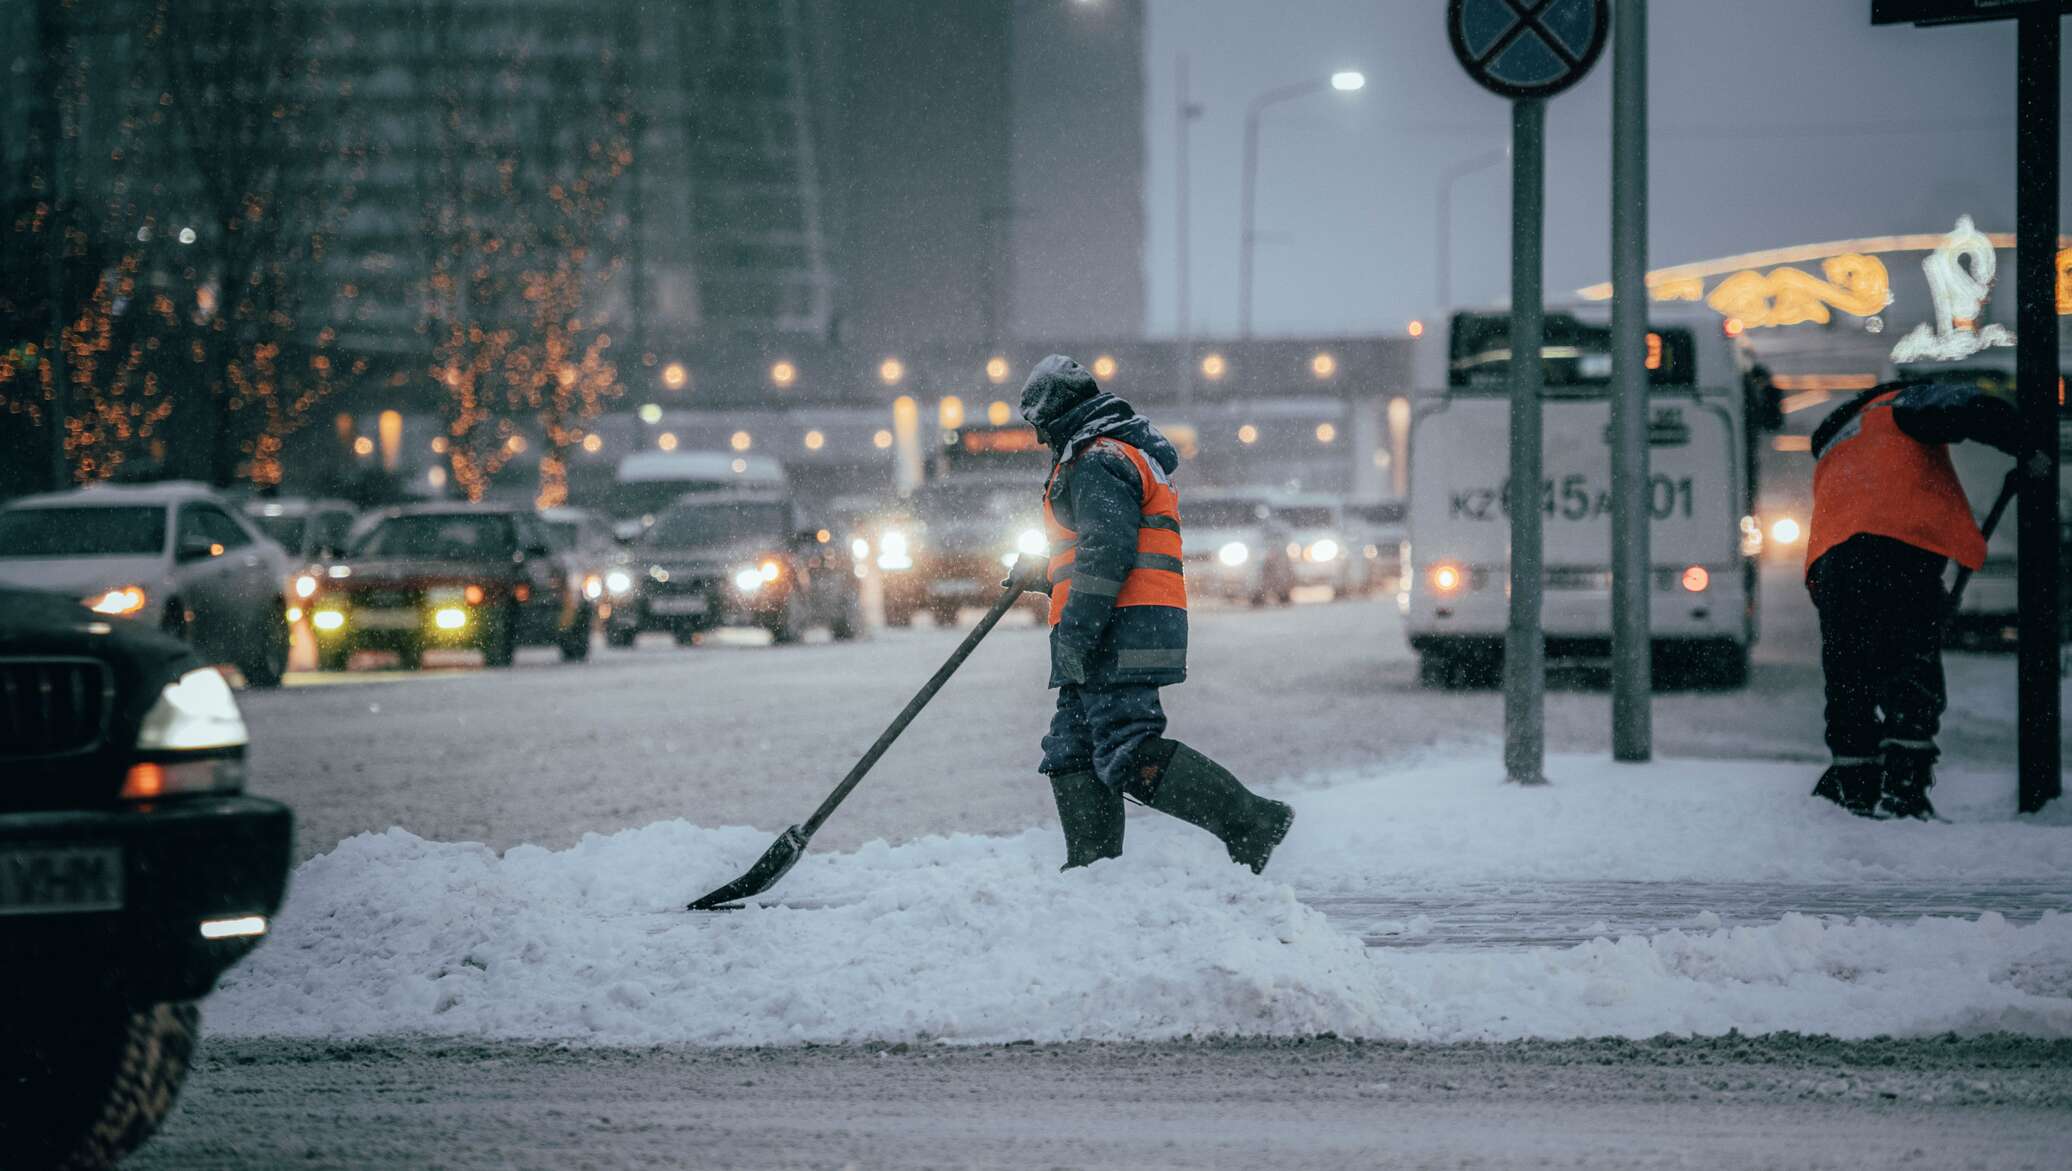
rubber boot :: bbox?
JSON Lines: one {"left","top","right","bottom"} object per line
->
{"left": 1810, "top": 760, "right": 1881, "bottom": 818}
{"left": 1048, "top": 769, "right": 1124, "bottom": 870}
{"left": 1877, "top": 744, "right": 1938, "bottom": 821}
{"left": 1126, "top": 741, "right": 1293, "bottom": 874}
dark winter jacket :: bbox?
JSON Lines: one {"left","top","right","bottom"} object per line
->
{"left": 1810, "top": 381, "right": 2021, "bottom": 460}
{"left": 1019, "top": 355, "right": 1188, "bottom": 690}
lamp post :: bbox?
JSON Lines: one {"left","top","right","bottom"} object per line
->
{"left": 1176, "top": 52, "right": 1203, "bottom": 411}
{"left": 1237, "top": 69, "right": 1364, "bottom": 338}
{"left": 1434, "top": 147, "right": 1505, "bottom": 311}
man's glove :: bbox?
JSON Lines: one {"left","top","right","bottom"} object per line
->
{"left": 1003, "top": 552, "right": 1050, "bottom": 594}
{"left": 1053, "top": 639, "right": 1093, "bottom": 685}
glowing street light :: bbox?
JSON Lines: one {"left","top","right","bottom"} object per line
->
{"left": 657, "top": 431, "right": 679, "bottom": 451}
{"left": 1201, "top": 352, "right": 1227, "bottom": 381}
{"left": 986, "top": 356, "right": 1010, "bottom": 384}
{"left": 988, "top": 400, "right": 1012, "bottom": 426}
{"left": 879, "top": 357, "right": 905, "bottom": 386}
{"left": 1240, "top": 69, "right": 1366, "bottom": 336}
{"left": 661, "top": 362, "right": 688, "bottom": 390}
{"left": 803, "top": 430, "right": 825, "bottom": 451}
{"left": 771, "top": 360, "right": 797, "bottom": 388}
{"left": 1311, "top": 352, "right": 1337, "bottom": 379}
{"left": 730, "top": 430, "right": 753, "bottom": 452}
{"left": 1092, "top": 355, "right": 1118, "bottom": 380}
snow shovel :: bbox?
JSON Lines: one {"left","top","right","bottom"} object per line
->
{"left": 1946, "top": 466, "right": 2018, "bottom": 620}
{"left": 689, "top": 554, "right": 1048, "bottom": 910}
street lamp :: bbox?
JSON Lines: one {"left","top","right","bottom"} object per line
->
{"left": 1238, "top": 70, "right": 1365, "bottom": 337}
{"left": 1435, "top": 147, "right": 1506, "bottom": 310}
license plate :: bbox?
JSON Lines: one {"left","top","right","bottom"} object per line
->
{"left": 927, "top": 581, "right": 979, "bottom": 597}
{"left": 0, "top": 845, "right": 123, "bottom": 915}
{"left": 353, "top": 608, "right": 420, "bottom": 630}
{"left": 650, "top": 596, "right": 708, "bottom": 615}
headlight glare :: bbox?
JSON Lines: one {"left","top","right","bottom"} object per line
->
{"left": 1217, "top": 541, "right": 1249, "bottom": 567}
{"left": 733, "top": 567, "right": 764, "bottom": 592}
{"left": 1016, "top": 527, "right": 1047, "bottom": 556}
{"left": 604, "top": 569, "right": 634, "bottom": 595}
{"left": 136, "top": 668, "right": 249, "bottom": 752}
{"left": 312, "top": 609, "right": 346, "bottom": 631}
{"left": 293, "top": 574, "right": 319, "bottom": 599}
{"left": 1307, "top": 538, "right": 1340, "bottom": 563}
{"left": 84, "top": 586, "right": 148, "bottom": 617}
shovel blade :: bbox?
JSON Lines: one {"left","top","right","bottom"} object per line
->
{"left": 688, "top": 825, "right": 808, "bottom": 910}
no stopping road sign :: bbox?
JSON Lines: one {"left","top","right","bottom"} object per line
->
{"left": 1448, "top": 0, "right": 1610, "bottom": 100}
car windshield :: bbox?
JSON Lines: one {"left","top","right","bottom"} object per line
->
{"left": 0, "top": 505, "right": 167, "bottom": 558}
{"left": 1187, "top": 499, "right": 1267, "bottom": 528}
{"left": 1276, "top": 506, "right": 1336, "bottom": 528}
{"left": 352, "top": 514, "right": 517, "bottom": 560}
{"left": 642, "top": 501, "right": 790, "bottom": 547}
{"left": 249, "top": 514, "right": 306, "bottom": 550}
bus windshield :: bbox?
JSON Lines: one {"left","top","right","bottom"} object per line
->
{"left": 1449, "top": 312, "right": 1697, "bottom": 392}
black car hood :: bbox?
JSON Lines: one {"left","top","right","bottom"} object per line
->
{"left": 0, "top": 586, "right": 193, "bottom": 673}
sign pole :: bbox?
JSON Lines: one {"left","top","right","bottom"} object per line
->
{"left": 2015, "top": 6, "right": 2062, "bottom": 813}
{"left": 1505, "top": 96, "right": 1548, "bottom": 786}
{"left": 1609, "top": 0, "right": 1651, "bottom": 761}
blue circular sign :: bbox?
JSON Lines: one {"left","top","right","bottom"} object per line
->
{"left": 1448, "top": 0, "right": 1609, "bottom": 101}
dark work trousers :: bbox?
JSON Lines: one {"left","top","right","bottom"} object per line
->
{"left": 1807, "top": 534, "right": 1950, "bottom": 761}
{"left": 1040, "top": 683, "right": 1168, "bottom": 790}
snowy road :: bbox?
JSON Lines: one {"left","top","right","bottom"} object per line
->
{"left": 242, "top": 567, "right": 2026, "bottom": 863}
{"left": 134, "top": 570, "right": 2070, "bottom": 1168}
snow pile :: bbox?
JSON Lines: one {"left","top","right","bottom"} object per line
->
{"left": 1274, "top": 752, "right": 2072, "bottom": 891}
{"left": 211, "top": 754, "right": 2072, "bottom": 1045}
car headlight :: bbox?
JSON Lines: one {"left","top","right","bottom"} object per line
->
{"left": 733, "top": 566, "right": 765, "bottom": 593}
{"left": 1016, "top": 527, "right": 1047, "bottom": 556}
{"left": 1217, "top": 541, "right": 1250, "bottom": 567}
{"left": 583, "top": 574, "right": 604, "bottom": 600}
{"left": 136, "top": 668, "right": 249, "bottom": 752}
{"left": 1429, "top": 563, "right": 1464, "bottom": 593}
{"left": 293, "top": 573, "right": 319, "bottom": 599}
{"left": 877, "top": 529, "right": 913, "bottom": 571}
{"left": 605, "top": 568, "right": 634, "bottom": 596}
{"left": 1307, "top": 539, "right": 1340, "bottom": 563}
{"left": 312, "top": 608, "right": 346, "bottom": 631}
{"left": 84, "top": 585, "right": 148, "bottom": 617}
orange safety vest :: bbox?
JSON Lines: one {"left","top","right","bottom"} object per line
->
{"left": 1806, "top": 390, "right": 1986, "bottom": 576}
{"left": 1043, "top": 437, "right": 1188, "bottom": 626}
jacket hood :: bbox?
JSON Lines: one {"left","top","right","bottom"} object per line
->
{"left": 1018, "top": 355, "right": 1179, "bottom": 475}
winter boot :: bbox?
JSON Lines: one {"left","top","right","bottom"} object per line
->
{"left": 1048, "top": 769, "right": 1124, "bottom": 869}
{"left": 1877, "top": 743, "right": 1939, "bottom": 821}
{"left": 1125, "top": 740, "right": 1294, "bottom": 874}
{"left": 1810, "top": 759, "right": 1881, "bottom": 818}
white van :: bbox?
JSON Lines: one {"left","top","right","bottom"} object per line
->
{"left": 1404, "top": 305, "right": 1758, "bottom": 688}
{"left": 609, "top": 451, "right": 788, "bottom": 539}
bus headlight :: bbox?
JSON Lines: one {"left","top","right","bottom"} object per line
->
{"left": 1306, "top": 539, "right": 1340, "bottom": 563}
{"left": 1429, "top": 563, "right": 1464, "bottom": 594}
{"left": 1217, "top": 541, "right": 1250, "bottom": 567}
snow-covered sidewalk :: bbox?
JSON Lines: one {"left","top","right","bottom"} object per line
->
{"left": 212, "top": 753, "right": 2072, "bottom": 1046}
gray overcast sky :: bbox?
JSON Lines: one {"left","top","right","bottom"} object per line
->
{"left": 1142, "top": 0, "right": 2057, "bottom": 338}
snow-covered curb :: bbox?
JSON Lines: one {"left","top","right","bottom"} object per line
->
{"left": 211, "top": 754, "right": 2072, "bottom": 1046}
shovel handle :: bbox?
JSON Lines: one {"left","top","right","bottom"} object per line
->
{"left": 1947, "top": 466, "right": 2020, "bottom": 618}
{"left": 798, "top": 559, "right": 1040, "bottom": 840}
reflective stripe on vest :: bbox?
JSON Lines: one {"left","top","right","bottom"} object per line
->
{"left": 1805, "top": 390, "right": 1986, "bottom": 576}
{"left": 1043, "top": 438, "right": 1188, "bottom": 626}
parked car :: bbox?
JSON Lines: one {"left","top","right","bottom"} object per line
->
{"left": 604, "top": 489, "right": 863, "bottom": 646}
{"left": 0, "top": 586, "right": 292, "bottom": 1169}
{"left": 0, "top": 483, "right": 292, "bottom": 687}
{"left": 306, "top": 502, "right": 592, "bottom": 670}
{"left": 881, "top": 478, "right": 1048, "bottom": 627}
{"left": 1271, "top": 493, "right": 1357, "bottom": 598}
{"left": 1344, "top": 498, "right": 1409, "bottom": 596}
{"left": 1180, "top": 490, "right": 1295, "bottom": 606}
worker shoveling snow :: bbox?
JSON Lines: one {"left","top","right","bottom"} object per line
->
{"left": 210, "top": 753, "right": 2072, "bottom": 1047}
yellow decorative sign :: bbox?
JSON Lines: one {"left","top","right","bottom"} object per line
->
{"left": 1703, "top": 254, "right": 1893, "bottom": 329}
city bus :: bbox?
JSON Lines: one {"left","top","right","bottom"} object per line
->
{"left": 1403, "top": 306, "right": 1758, "bottom": 688}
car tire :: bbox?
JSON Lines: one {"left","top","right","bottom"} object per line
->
{"left": 559, "top": 606, "right": 593, "bottom": 662}
{"left": 0, "top": 998, "right": 199, "bottom": 1171}
{"left": 672, "top": 627, "right": 699, "bottom": 647}
{"left": 242, "top": 603, "right": 290, "bottom": 689}
{"left": 482, "top": 607, "right": 519, "bottom": 668}
{"left": 606, "top": 626, "right": 638, "bottom": 649}
{"left": 831, "top": 594, "right": 862, "bottom": 641}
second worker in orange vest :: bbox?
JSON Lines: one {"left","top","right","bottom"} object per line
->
{"left": 1803, "top": 380, "right": 2018, "bottom": 820}
{"left": 1016, "top": 355, "right": 1294, "bottom": 872}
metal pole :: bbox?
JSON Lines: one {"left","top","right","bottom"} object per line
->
{"left": 43, "top": 0, "right": 67, "bottom": 491}
{"left": 1176, "top": 52, "right": 1195, "bottom": 412}
{"left": 1505, "top": 98, "right": 1547, "bottom": 786}
{"left": 2015, "top": 7, "right": 2061, "bottom": 815}
{"left": 1609, "top": 0, "right": 1652, "bottom": 761}
{"left": 1238, "top": 100, "right": 1261, "bottom": 339}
